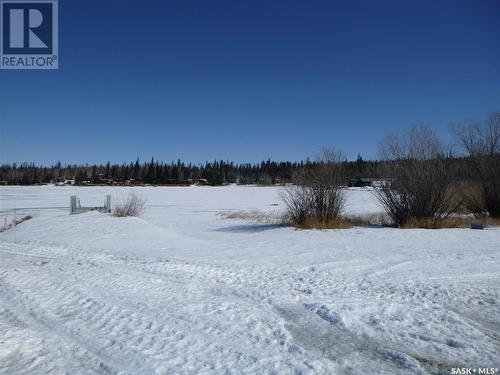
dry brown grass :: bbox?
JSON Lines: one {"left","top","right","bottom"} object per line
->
{"left": 288, "top": 213, "right": 500, "bottom": 230}
{"left": 402, "top": 215, "right": 500, "bottom": 229}
{"left": 217, "top": 210, "right": 280, "bottom": 224}
{"left": 220, "top": 210, "right": 355, "bottom": 229}
{"left": 284, "top": 212, "right": 397, "bottom": 230}
{"left": 486, "top": 216, "right": 500, "bottom": 226}
{"left": 220, "top": 209, "right": 500, "bottom": 230}
{"left": 293, "top": 217, "right": 354, "bottom": 230}
{"left": 401, "top": 217, "right": 467, "bottom": 229}
{"left": 113, "top": 192, "right": 146, "bottom": 217}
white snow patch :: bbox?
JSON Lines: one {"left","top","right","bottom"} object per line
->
{"left": 0, "top": 185, "right": 498, "bottom": 374}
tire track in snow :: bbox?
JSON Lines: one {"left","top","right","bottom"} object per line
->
{"left": 0, "top": 262, "right": 195, "bottom": 374}
{"left": 0, "top": 239, "right": 333, "bottom": 373}
{"left": 0, "top": 278, "right": 129, "bottom": 375}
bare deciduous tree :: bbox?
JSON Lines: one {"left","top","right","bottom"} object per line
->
{"left": 452, "top": 111, "right": 500, "bottom": 217}
{"left": 375, "top": 125, "right": 460, "bottom": 227}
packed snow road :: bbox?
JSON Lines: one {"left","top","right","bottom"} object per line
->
{"left": 0, "top": 185, "right": 499, "bottom": 374}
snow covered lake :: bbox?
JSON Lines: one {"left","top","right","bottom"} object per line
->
{"left": 0, "top": 185, "right": 499, "bottom": 374}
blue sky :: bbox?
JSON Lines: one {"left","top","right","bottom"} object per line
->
{"left": 1, "top": 0, "right": 499, "bottom": 165}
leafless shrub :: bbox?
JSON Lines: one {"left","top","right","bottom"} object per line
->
{"left": 452, "top": 111, "right": 500, "bottom": 217}
{"left": 0, "top": 214, "right": 33, "bottom": 232}
{"left": 375, "top": 126, "right": 461, "bottom": 227}
{"left": 281, "top": 148, "right": 347, "bottom": 228}
{"left": 281, "top": 183, "right": 314, "bottom": 226}
{"left": 113, "top": 192, "right": 146, "bottom": 217}
{"left": 452, "top": 181, "right": 487, "bottom": 218}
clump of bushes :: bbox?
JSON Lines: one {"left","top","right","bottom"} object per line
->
{"left": 281, "top": 148, "right": 349, "bottom": 229}
{"left": 374, "top": 126, "right": 461, "bottom": 228}
{"left": 279, "top": 113, "right": 500, "bottom": 230}
{"left": 113, "top": 192, "right": 146, "bottom": 217}
{"left": 452, "top": 111, "right": 500, "bottom": 219}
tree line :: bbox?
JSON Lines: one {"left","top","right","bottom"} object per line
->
{"left": 0, "top": 154, "right": 481, "bottom": 189}
{"left": 0, "top": 157, "right": 389, "bottom": 186}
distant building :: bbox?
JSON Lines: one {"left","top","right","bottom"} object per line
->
{"left": 197, "top": 178, "right": 209, "bottom": 185}
{"left": 349, "top": 177, "right": 393, "bottom": 188}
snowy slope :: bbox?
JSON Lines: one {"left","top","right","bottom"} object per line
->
{"left": 0, "top": 185, "right": 499, "bottom": 374}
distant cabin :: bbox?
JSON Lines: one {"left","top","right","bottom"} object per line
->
{"left": 54, "top": 179, "right": 76, "bottom": 186}
{"left": 197, "top": 178, "right": 209, "bottom": 185}
{"left": 349, "top": 177, "right": 393, "bottom": 188}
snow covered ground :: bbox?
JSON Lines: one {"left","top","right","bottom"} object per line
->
{"left": 0, "top": 185, "right": 498, "bottom": 374}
